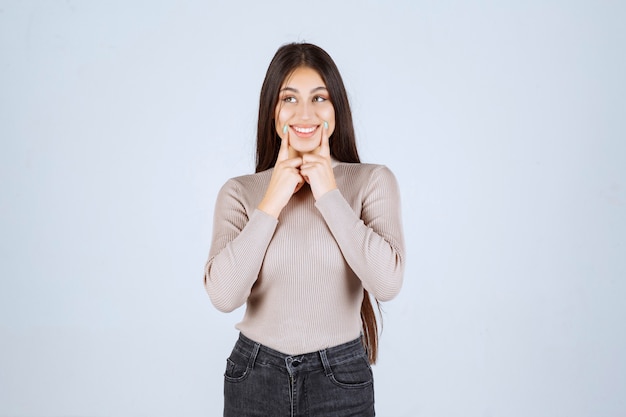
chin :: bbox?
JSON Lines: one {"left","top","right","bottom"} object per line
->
{"left": 294, "top": 146, "right": 318, "bottom": 155}
{"left": 292, "top": 140, "right": 321, "bottom": 153}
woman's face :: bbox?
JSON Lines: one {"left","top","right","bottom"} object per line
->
{"left": 275, "top": 66, "right": 335, "bottom": 156}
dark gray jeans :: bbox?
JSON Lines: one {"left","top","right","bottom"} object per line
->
{"left": 223, "top": 333, "right": 375, "bottom": 417}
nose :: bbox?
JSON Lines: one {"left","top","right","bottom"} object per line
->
{"left": 297, "top": 101, "right": 312, "bottom": 120}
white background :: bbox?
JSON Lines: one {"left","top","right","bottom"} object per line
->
{"left": 1, "top": 1, "right": 625, "bottom": 416}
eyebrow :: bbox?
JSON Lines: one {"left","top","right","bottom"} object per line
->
{"left": 279, "top": 86, "right": 328, "bottom": 94}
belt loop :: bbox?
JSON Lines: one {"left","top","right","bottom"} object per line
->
{"left": 248, "top": 342, "right": 261, "bottom": 369}
{"left": 318, "top": 349, "right": 333, "bottom": 377}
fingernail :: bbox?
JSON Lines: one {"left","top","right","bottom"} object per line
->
{"left": 283, "top": 125, "right": 288, "bottom": 134}
{"left": 323, "top": 121, "right": 329, "bottom": 130}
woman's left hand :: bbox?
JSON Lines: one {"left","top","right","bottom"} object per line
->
{"left": 300, "top": 121, "right": 337, "bottom": 200}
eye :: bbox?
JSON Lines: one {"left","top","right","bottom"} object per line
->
{"left": 313, "top": 95, "right": 328, "bottom": 103}
{"left": 282, "top": 96, "right": 297, "bottom": 103}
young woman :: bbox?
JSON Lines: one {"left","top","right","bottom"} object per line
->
{"left": 204, "top": 42, "right": 405, "bottom": 417}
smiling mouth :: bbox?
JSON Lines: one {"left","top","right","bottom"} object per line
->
{"left": 292, "top": 126, "right": 318, "bottom": 134}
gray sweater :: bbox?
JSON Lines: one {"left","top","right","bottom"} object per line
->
{"left": 205, "top": 161, "right": 405, "bottom": 355}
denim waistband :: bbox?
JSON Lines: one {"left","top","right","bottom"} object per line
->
{"left": 233, "top": 332, "right": 368, "bottom": 376}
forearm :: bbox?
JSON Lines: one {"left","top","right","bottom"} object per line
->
{"left": 204, "top": 209, "right": 278, "bottom": 312}
{"left": 315, "top": 188, "right": 405, "bottom": 301}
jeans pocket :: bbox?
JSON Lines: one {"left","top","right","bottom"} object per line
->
{"left": 224, "top": 349, "right": 251, "bottom": 383}
{"left": 327, "top": 355, "right": 373, "bottom": 389}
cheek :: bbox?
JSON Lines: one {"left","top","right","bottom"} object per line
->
{"left": 275, "top": 106, "right": 293, "bottom": 125}
{"left": 319, "top": 106, "right": 336, "bottom": 130}
{"left": 314, "top": 103, "right": 335, "bottom": 124}
{"left": 274, "top": 107, "right": 288, "bottom": 135}
{"left": 320, "top": 108, "right": 334, "bottom": 121}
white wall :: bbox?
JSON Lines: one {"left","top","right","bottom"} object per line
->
{"left": 1, "top": 1, "right": 624, "bottom": 416}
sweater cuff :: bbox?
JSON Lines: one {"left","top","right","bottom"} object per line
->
{"left": 315, "top": 189, "right": 354, "bottom": 222}
{"left": 249, "top": 208, "right": 279, "bottom": 231}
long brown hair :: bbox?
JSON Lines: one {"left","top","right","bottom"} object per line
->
{"left": 255, "top": 42, "right": 381, "bottom": 363}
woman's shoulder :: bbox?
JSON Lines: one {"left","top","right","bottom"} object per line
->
{"left": 218, "top": 169, "right": 272, "bottom": 198}
{"left": 334, "top": 161, "right": 397, "bottom": 180}
{"left": 228, "top": 168, "right": 272, "bottom": 185}
{"left": 333, "top": 162, "right": 400, "bottom": 198}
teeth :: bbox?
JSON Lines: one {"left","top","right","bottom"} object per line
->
{"left": 293, "top": 126, "right": 316, "bottom": 134}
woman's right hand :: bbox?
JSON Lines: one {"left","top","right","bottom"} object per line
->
{"left": 257, "top": 128, "right": 304, "bottom": 218}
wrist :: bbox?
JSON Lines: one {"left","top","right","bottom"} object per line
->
{"left": 257, "top": 199, "right": 281, "bottom": 219}
{"left": 313, "top": 184, "right": 337, "bottom": 201}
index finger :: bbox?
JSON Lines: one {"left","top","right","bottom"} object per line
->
{"left": 277, "top": 124, "right": 290, "bottom": 162}
{"left": 318, "top": 120, "right": 330, "bottom": 158}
